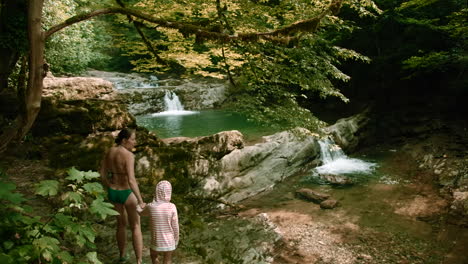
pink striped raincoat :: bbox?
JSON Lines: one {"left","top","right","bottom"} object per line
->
{"left": 141, "top": 180, "right": 179, "bottom": 251}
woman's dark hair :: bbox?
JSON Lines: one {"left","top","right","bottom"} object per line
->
{"left": 115, "top": 128, "right": 135, "bottom": 144}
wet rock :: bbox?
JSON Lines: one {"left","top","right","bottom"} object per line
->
{"left": 318, "top": 173, "right": 354, "bottom": 185}
{"left": 295, "top": 188, "right": 330, "bottom": 203}
{"left": 320, "top": 199, "right": 339, "bottom": 209}
{"left": 322, "top": 109, "right": 371, "bottom": 152}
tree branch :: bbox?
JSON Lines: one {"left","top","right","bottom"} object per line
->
{"left": 45, "top": 0, "right": 343, "bottom": 42}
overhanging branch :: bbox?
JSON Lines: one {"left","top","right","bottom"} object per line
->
{"left": 45, "top": 0, "right": 343, "bottom": 42}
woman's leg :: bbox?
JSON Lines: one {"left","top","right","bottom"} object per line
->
{"left": 162, "top": 251, "right": 173, "bottom": 264}
{"left": 150, "top": 249, "right": 160, "bottom": 264}
{"left": 113, "top": 203, "right": 128, "bottom": 259}
{"left": 125, "top": 193, "right": 143, "bottom": 264}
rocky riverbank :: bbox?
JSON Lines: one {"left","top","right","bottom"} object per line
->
{"left": 4, "top": 73, "right": 466, "bottom": 263}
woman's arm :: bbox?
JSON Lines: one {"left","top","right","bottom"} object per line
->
{"left": 99, "top": 151, "right": 110, "bottom": 188}
{"left": 172, "top": 205, "right": 179, "bottom": 246}
{"left": 125, "top": 153, "right": 145, "bottom": 207}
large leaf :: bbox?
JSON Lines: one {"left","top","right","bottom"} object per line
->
{"left": 83, "top": 182, "right": 104, "bottom": 197}
{"left": 78, "top": 224, "right": 96, "bottom": 243}
{"left": 90, "top": 197, "right": 119, "bottom": 220}
{"left": 66, "top": 167, "right": 85, "bottom": 183}
{"left": 83, "top": 171, "right": 100, "bottom": 180}
{"left": 32, "top": 236, "right": 60, "bottom": 262}
{"left": 62, "top": 191, "right": 83, "bottom": 205}
{"left": 35, "top": 180, "right": 59, "bottom": 197}
{"left": 0, "top": 181, "right": 25, "bottom": 204}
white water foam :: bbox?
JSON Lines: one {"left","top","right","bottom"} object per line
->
{"left": 151, "top": 110, "right": 198, "bottom": 116}
{"left": 315, "top": 157, "right": 376, "bottom": 175}
{"left": 315, "top": 138, "right": 376, "bottom": 175}
{"left": 151, "top": 91, "right": 198, "bottom": 116}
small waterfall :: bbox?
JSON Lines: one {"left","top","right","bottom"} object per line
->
{"left": 315, "top": 138, "right": 376, "bottom": 175}
{"left": 318, "top": 138, "right": 346, "bottom": 164}
{"left": 152, "top": 90, "right": 198, "bottom": 117}
{"left": 164, "top": 91, "right": 184, "bottom": 111}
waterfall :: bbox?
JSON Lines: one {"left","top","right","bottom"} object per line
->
{"left": 315, "top": 138, "right": 376, "bottom": 175}
{"left": 164, "top": 91, "right": 184, "bottom": 111}
{"left": 152, "top": 90, "right": 198, "bottom": 116}
{"left": 317, "top": 138, "right": 346, "bottom": 164}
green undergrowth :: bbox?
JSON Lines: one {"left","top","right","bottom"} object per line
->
{"left": 0, "top": 167, "right": 117, "bottom": 264}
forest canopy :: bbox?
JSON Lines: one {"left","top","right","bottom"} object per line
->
{"left": 0, "top": 0, "right": 466, "bottom": 151}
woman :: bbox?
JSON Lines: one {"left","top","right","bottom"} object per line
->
{"left": 100, "top": 128, "right": 145, "bottom": 264}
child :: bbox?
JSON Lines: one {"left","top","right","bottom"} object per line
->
{"left": 138, "top": 180, "right": 179, "bottom": 264}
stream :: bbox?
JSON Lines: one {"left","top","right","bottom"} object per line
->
{"left": 240, "top": 144, "right": 468, "bottom": 263}
{"left": 98, "top": 72, "right": 467, "bottom": 263}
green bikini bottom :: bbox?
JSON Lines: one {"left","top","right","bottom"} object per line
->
{"left": 108, "top": 188, "right": 132, "bottom": 204}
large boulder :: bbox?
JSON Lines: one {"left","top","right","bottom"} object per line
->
{"left": 322, "top": 109, "right": 370, "bottom": 152}
{"left": 32, "top": 76, "right": 135, "bottom": 136}
{"left": 213, "top": 129, "right": 321, "bottom": 203}
{"left": 134, "top": 128, "right": 321, "bottom": 203}
{"left": 42, "top": 76, "right": 116, "bottom": 101}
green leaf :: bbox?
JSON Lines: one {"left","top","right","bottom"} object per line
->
{"left": 0, "top": 181, "right": 25, "bottom": 204}
{"left": 78, "top": 225, "right": 96, "bottom": 243}
{"left": 63, "top": 191, "right": 83, "bottom": 204}
{"left": 3, "top": 241, "right": 14, "bottom": 250}
{"left": 56, "top": 251, "right": 74, "bottom": 263}
{"left": 35, "top": 180, "right": 59, "bottom": 197}
{"left": 0, "top": 253, "right": 14, "bottom": 264}
{"left": 83, "top": 171, "right": 100, "bottom": 180}
{"left": 90, "top": 197, "right": 119, "bottom": 220}
{"left": 86, "top": 252, "right": 103, "bottom": 264}
{"left": 53, "top": 213, "right": 75, "bottom": 230}
{"left": 33, "top": 236, "right": 60, "bottom": 262}
{"left": 82, "top": 182, "right": 104, "bottom": 197}
{"left": 66, "top": 167, "right": 85, "bottom": 183}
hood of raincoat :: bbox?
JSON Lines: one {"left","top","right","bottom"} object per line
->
{"left": 155, "top": 180, "right": 172, "bottom": 202}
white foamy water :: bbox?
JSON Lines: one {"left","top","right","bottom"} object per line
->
{"left": 150, "top": 90, "right": 199, "bottom": 116}
{"left": 151, "top": 110, "right": 198, "bottom": 116}
{"left": 315, "top": 157, "right": 376, "bottom": 175}
{"left": 315, "top": 138, "right": 376, "bottom": 175}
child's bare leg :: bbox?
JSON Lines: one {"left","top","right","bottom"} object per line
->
{"left": 162, "top": 251, "right": 173, "bottom": 264}
{"left": 150, "top": 249, "right": 160, "bottom": 264}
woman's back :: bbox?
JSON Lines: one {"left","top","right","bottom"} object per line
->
{"left": 105, "top": 146, "right": 131, "bottom": 189}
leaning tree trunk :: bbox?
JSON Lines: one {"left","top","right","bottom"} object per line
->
{"left": 0, "top": 0, "right": 44, "bottom": 153}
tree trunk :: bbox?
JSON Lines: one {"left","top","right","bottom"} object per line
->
{"left": 0, "top": 0, "right": 44, "bottom": 153}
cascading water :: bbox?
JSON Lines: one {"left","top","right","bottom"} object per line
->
{"left": 314, "top": 138, "right": 376, "bottom": 175}
{"left": 164, "top": 91, "right": 184, "bottom": 111}
{"left": 151, "top": 90, "right": 198, "bottom": 116}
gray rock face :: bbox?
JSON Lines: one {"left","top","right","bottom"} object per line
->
{"left": 85, "top": 71, "right": 229, "bottom": 115}
{"left": 135, "top": 128, "right": 321, "bottom": 203}
{"left": 210, "top": 128, "right": 321, "bottom": 203}
{"left": 323, "top": 109, "right": 370, "bottom": 152}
